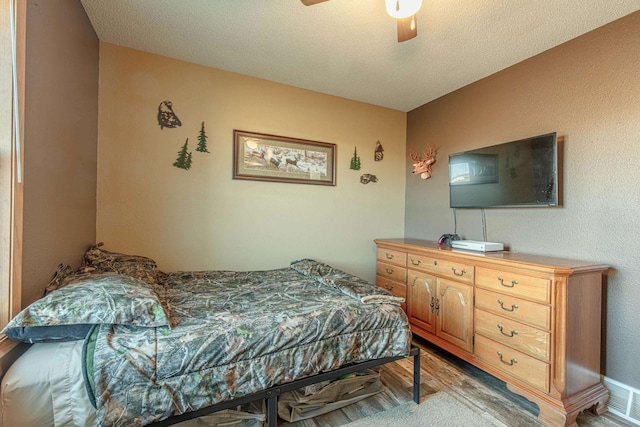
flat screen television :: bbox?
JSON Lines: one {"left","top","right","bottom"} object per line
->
{"left": 449, "top": 132, "right": 559, "bottom": 208}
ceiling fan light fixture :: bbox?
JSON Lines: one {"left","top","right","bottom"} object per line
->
{"left": 385, "top": 0, "right": 422, "bottom": 19}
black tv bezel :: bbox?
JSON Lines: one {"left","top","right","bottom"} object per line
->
{"left": 448, "top": 132, "right": 560, "bottom": 209}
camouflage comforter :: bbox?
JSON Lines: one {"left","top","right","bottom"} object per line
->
{"left": 84, "top": 260, "right": 411, "bottom": 426}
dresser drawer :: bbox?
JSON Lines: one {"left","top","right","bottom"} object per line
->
{"left": 407, "top": 254, "right": 474, "bottom": 284}
{"left": 475, "top": 289, "right": 550, "bottom": 330}
{"left": 476, "top": 267, "right": 550, "bottom": 303}
{"left": 475, "top": 309, "right": 550, "bottom": 362}
{"left": 376, "top": 276, "right": 406, "bottom": 299}
{"left": 376, "top": 248, "right": 407, "bottom": 267}
{"left": 376, "top": 262, "right": 406, "bottom": 283}
{"left": 475, "top": 335, "right": 550, "bottom": 393}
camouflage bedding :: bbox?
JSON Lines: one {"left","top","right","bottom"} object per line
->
{"left": 85, "top": 259, "right": 411, "bottom": 426}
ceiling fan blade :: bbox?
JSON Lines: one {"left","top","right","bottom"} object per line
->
{"left": 301, "top": 0, "right": 330, "bottom": 5}
{"left": 397, "top": 15, "right": 418, "bottom": 42}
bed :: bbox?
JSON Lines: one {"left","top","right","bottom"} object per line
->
{"left": 0, "top": 245, "right": 417, "bottom": 426}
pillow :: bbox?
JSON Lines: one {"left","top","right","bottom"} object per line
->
{"left": 290, "top": 259, "right": 342, "bottom": 279}
{"left": 1, "top": 272, "right": 171, "bottom": 342}
{"left": 81, "top": 243, "right": 162, "bottom": 285}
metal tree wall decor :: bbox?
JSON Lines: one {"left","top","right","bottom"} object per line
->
{"left": 350, "top": 147, "right": 361, "bottom": 170}
{"left": 173, "top": 139, "right": 193, "bottom": 170}
{"left": 168, "top": 122, "right": 212, "bottom": 171}
{"left": 196, "top": 122, "right": 209, "bottom": 153}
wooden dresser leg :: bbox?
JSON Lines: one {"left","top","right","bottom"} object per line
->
{"left": 537, "top": 400, "right": 573, "bottom": 427}
{"left": 506, "top": 383, "right": 569, "bottom": 427}
{"left": 507, "top": 382, "right": 609, "bottom": 427}
{"left": 589, "top": 392, "right": 609, "bottom": 416}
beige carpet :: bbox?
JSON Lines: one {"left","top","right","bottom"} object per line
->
{"left": 341, "top": 392, "right": 506, "bottom": 427}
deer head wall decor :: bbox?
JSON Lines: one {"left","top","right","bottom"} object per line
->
{"left": 409, "top": 145, "right": 436, "bottom": 179}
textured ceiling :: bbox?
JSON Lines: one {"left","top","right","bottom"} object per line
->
{"left": 80, "top": 0, "right": 640, "bottom": 112}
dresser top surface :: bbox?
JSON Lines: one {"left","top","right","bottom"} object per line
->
{"left": 375, "top": 238, "right": 609, "bottom": 273}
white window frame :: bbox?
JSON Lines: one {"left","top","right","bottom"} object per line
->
{"left": 0, "top": 0, "right": 24, "bottom": 355}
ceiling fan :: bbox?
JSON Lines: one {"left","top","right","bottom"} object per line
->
{"left": 301, "top": 0, "right": 422, "bottom": 42}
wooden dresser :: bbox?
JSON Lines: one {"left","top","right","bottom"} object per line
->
{"left": 375, "top": 238, "right": 609, "bottom": 427}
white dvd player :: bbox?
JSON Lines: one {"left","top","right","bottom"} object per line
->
{"left": 451, "top": 240, "right": 504, "bottom": 252}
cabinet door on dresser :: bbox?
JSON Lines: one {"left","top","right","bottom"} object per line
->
{"left": 437, "top": 278, "right": 474, "bottom": 352}
{"left": 407, "top": 271, "right": 474, "bottom": 352}
{"left": 407, "top": 271, "right": 436, "bottom": 334}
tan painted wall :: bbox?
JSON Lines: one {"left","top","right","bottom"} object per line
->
{"left": 96, "top": 43, "right": 406, "bottom": 282}
{"left": 406, "top": 12, "right": 640, "bottom": 388}
{"left": 21, "top": 0, "right": 98, "bottom": 307}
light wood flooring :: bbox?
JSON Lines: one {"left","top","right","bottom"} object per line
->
{"left": 278, "top": 337, "right": 632, "bottom": 427}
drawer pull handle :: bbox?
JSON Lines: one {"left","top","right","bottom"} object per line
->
{"left": 385, "top": 267, "right": 395, "bottom": 275}
{"left": 433, "top": 260, "right": 438, "bottom": 266}
{"left": 498, "top": 299, "right": 518, "bottom": 312}
{"left": 498, "top": 276, "right": 518, "bottom": 287}
{"left": 385, "top": 284, "right": 395, "bottom": 291}
{"left": 451, "top": 267, "right": 467, "bottom": 276}
{"left": 497, "top": 324, "right": 518, "bottom": 337}
{"left": 497, "top": 351, "right": 517, "bottom": 366}
{"left": 410, "top": 258, "right": 422, "bottom": 266}
{"left": 434, "top": 298, "right": 440, "bottom": 316}
{"left": 430, "top": 296, "right": 435, "bottom": 313}
{"left": 385, "top": 253, "right": 395, "bottom": 260}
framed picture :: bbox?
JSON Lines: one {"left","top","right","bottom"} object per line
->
{"left": 449, "top": 153, "right": 498, "bottom": 186}
{"left": 233, "top": 130, "right": 336, "bottom": 186}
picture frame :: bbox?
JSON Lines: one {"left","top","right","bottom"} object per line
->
{"left": 233, "top": 130, "right": 336, "bottom": 186}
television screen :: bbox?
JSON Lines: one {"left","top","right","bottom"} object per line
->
{"left": 449, "top": 133, "right": 559, "bottom": 208}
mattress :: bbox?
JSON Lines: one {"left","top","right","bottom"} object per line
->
{"left": 0, "top": 340, "right": 96, "bottom": 427}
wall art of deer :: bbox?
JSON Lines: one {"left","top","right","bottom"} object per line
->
{"left": 409, "top": 145, "right": 436, "bottom": 179}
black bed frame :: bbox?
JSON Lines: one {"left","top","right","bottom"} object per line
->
{"left": 149, "top": 345, "right": 421, "bottom": 427}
